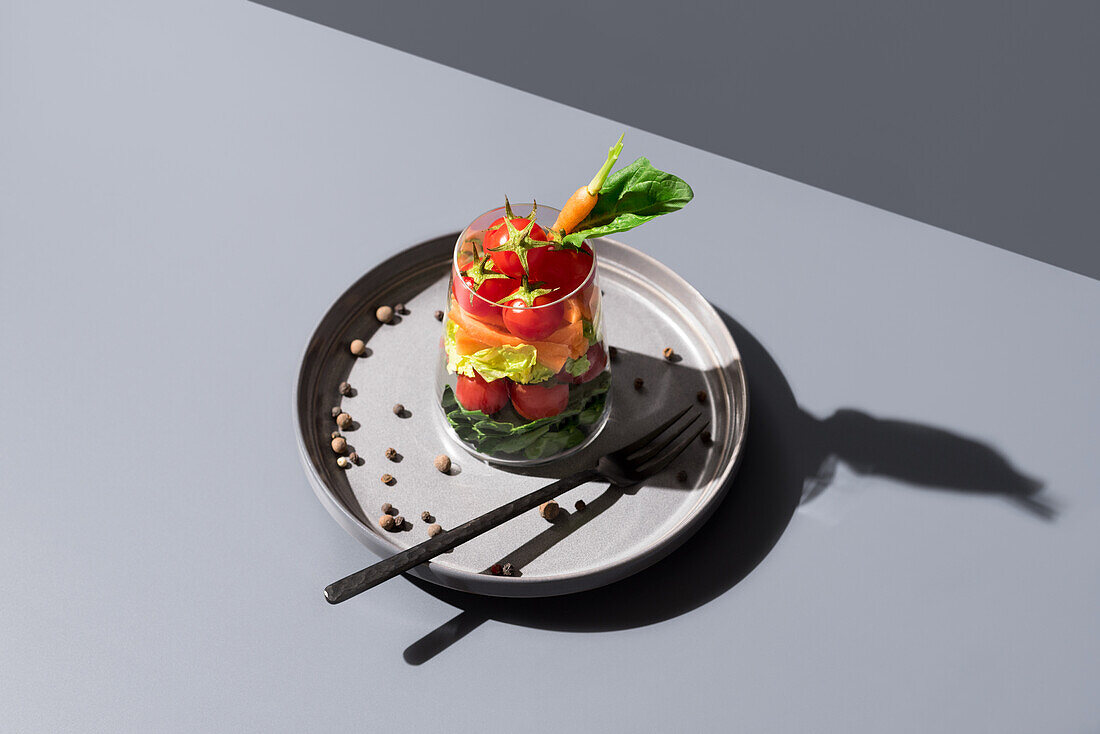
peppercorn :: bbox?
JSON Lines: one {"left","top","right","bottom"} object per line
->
{"left": 539, "top": 501, "right": 560, "bottom": 521}
{"left": 336, "top": 456, "right": 350, "bottom": 469}
{"left": 348, "top": 451, "right": 360, "bottom": 465}
{"left": 697, "top": 389, "right": 708, "bottom": 404}
{"left": 336, "top": 412, "right": 352, "bottom": 429}
{"left": 663, "top": 347, "right": 675, "bottom": 361}
{"left": 433, "top": 454, "right": 451, "bottom": 473}
{"left": 392, "top": 403, "right": 405, "bottom": 416}
{"left": 331, "top": 430, "right": 340, "bottom": 440}
{"left": 379, "top": 514, "right": 396, "bottom": 530}
{"left": 331, "top": 406, "right": 342, "bottom": 419}
{"left": 331, "top": 436, "right": 347, "bottom": 454}
{"left": 421, "top": 511, "right": 432, "bottom": 523}
{"left": 350, "top": 339, "right": 366, "bottom": 356}
{"left": 339, "top": 381, "right": 352, "bottom": 396}
{"left": 677, "top": 470, "right": 688, "bottom": 483}
{"left": 574, "top": 499, "right": 586, "bottom": 511}
{"left": 384, "top": 447, "right": 397, "bottom": 461}
{"left": 501, "top": 562, "right": 516, "bottom": 577}
{"left": 489, "top": 563, "right": 503, "bottom": 576}
{"left": 395, "top": 303, "right": 407, "bottom": 314}
{"left": 381, "top": 502, "right": 393, "bottom": 515}
{"left": 428, "top": 523, "right": 442, "bottom": 537}
{"left": 392, "top": 515, "right": 404, "bottom": 529}
{"left": 701, "top": 430, "right": 712, "bottom": 445}
{"left": 633, "top": 377, "right": 644, "bottom": 391}
{"left": 376, "top": 305, "right": 394, "bottom": 324}
{"left": 380, "top": 473, "right": 394, "bottom": 485}
{"left": 434, "top": 310, "right": 444, "bottom": 321}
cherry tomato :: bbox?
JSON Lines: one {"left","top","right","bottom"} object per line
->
{"left": 508, "top": 380, "right": 570, "bottom": 420}
{"left": 529, "top": 243, "right": 594, "bottom": 295}
{"left": 455, "top": 372, "right": 509, "bottom": 414}
{"left": 501, "top": 294, "right": 565, "bottom": 341}
{"left": 451, "top": 272, "right": 520, "bottom": 325}
{"left": 484, "top": 217, "right": 550, "bottom": 278}
{"left": 557, "top": 342, "right": 607, "bottom": 384}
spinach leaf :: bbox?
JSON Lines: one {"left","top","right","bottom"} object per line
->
{"left": 561, "top": 158, "right": 693, "bottom": 247}
{"left": 440, "top": 372, "right": 611, "bottom": 458}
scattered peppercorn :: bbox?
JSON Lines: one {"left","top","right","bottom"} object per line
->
{"left": 336, "top": 456, "right": 350, "bottom": 469}
{"left": 663, "top": 347, "right": 675, "bottom": 361}
{"left": 395, "top": 303, "right": 407, "bottom": 314}
{"left": 539, "top": 501, "right": 560, "bottom": 521}
{"left": 380, "top": 473, "right": 394, "bottom": 485}
{"left": 392, "top": 515, "right": 404, "bottom": 529}
{"left": 379, "top": 514, "right": 396, "bottom": 530}
{"left": 490, "top": 563, "right": 503, "bottom": 576}
{"left": 393, "top": 403, "right": 405, "bottom": 416}
{"left": 381, "top": 502, "right": 393, "bottom": 515}
{"left": 434, "top": 310, "right": 444, "bottom": 321}
{"left": 677, "top": 470, "right": 688, "bottom": 483}
{"left": 574, "top": 499, "right": 586, "bottom": 511}
{"left": 501, "top": 563, "right": 516, "bottom": 577}
{"left": 339, "top": 381, "right": 352, "bottom": 396}
{"left": 428, "top": 523, "right": 442, "bottom": 537}
{"left": 697, "top": 389, "right": 708, "bottom": 404}
{"left": 384, "top": 447, "right": 397, "bottom": 461}
{"left": 701, "top": 430, "right": 712, "bottom": 445}
{"left": 348, "top": 451, "right": 360, "bottom": 465}
{"left": 608, "top": 345, "right": 618, "bottom": 361}
{"left": 633, "top": 377, "right": 644, "bottom": 391}
{"left": 433, "top": 454, "right": 451, "bottom": 473}
{"left": 331, "top": 436, "right": 347, "bottom": 454}
{"left": 350, "top": 339, "right": 366, "bottom": 356}
{"left": 376, "top": 305, "right": 394, "bottom": 323}
{"left": 331, "top": 430, "right": 341, "bottom": 440}
{"left": 421, "top": 511, "right": 432, "bottom": 522}
{"left": 331, "top": 406, "right": 342, "bottom": 419}
{"left": 336, "top": 412, "right": 352, "bottom": 429}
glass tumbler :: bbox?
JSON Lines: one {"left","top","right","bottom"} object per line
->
{"left": 436, "top": 203, "right": 611, "bottom": 465}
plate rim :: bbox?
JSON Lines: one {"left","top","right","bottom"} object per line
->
{"left": 295, "top": 234, "right": 749, "bottom": 598}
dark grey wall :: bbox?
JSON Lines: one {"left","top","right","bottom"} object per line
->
{"left": 250, "top": 0, "right": 1100, "bottom": 280}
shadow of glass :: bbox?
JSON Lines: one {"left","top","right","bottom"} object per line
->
{"left": 402, "top": 309, "right": 1054, "bottom": 664}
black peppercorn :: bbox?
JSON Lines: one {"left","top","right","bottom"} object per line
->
{"left": 384, "top": 447, "right": 397, "bottom": 461}
{"left": 697, "top": 390, "right": 708, "bottom": 403}
{"left": 339, "top": 381, "right": 352, "bottom": 396}
{"left": 677, "top": 470, "right": 688, "bottom": 483}
{"left": 633, "top": 377, "right": 644, "bottom": 391}
{"left": 434, "top": 310, "right": 444, "bottom": 321}
{"left": 574, "top": 499, "right": 586, "bottom": 511}
{"left": 392, "top": 403, "right": 404, "bottom": 416}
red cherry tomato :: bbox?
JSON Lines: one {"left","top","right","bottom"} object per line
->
{"left": 501, "top": 294, "right": 565, "bottom": 341}
{"left": 508, "top": 380, "right": 570, "bottom": 420}
{"left": 557, "top": 342, "right": 607, "bottom": 384}
{"left": 529, "top": 243, "right": 594, "bottom": 295}
{"left": 455, "top": 372, "right": 509, "bottom": 414}
{"left": 484, "top": 217, "right": 550, "bottom": 278}
{"left": 451, "top": 272, "right": 520, "bottom": 325}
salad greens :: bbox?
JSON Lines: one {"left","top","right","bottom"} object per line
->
{"left": 560, "top": 157, "right": 694, "bottom": 247}
{"left": 442, "top": 372, "right": 610, "bottom": 460}
{"left": 444, "top": 320, "right": 555, "bottom": 384}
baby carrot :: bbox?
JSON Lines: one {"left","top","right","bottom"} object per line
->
{"left": 552, "top": 133, "right": 624, "bottom": 235}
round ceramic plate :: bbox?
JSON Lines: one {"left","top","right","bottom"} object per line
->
{"left": 296, "top": 234, "right": 747, "bottom": 597}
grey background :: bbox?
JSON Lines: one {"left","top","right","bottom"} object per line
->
{"left": 252, "top": 0, "right": 1100, "bottom": 280}
{"left": 3, "top": 1, "right": 1099, "bottom": 732}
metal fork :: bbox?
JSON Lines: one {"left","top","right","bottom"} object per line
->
{"left": 324, "top": 406, "right": 708, "bottom": 604}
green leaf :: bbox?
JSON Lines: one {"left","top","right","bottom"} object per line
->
{"left": 440, "top": 372, "right": 610, "bottom": 458}
{"left": 563, "top": 355, "right": 591, "bottom": 378}
{"left": 561, "top": 157, "right": 693, "bottom": 247}
{"left": 444, "top": 320, "right": 555, "bottom": 384}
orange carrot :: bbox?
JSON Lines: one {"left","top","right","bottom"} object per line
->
{"left": 552, "top": 133, "right": 624, "bottom": 235}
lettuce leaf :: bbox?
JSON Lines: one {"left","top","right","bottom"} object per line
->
{"left": 444, "top": 320, "right": 555, "bottom": 384}
{"left": 563, "top": 355, "right": 591, "bottom": 378}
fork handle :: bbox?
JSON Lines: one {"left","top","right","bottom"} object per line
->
{"left": 324, "top": 468, "right": 602, "bottom": 604}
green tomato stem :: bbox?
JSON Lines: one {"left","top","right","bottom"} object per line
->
{"left": 586, "top": 132, "right": 625, "bottom": 196}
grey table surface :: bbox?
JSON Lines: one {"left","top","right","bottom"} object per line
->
{"left": 2, "top": 1, "right": 1098, "bottom": 732}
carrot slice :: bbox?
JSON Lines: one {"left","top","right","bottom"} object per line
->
{"left": 449, "top": 307, "right": 573, "bottom": 371}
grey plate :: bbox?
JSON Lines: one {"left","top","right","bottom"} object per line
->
{"left": 295, "top": 234, "right": 748, "bottom": 597}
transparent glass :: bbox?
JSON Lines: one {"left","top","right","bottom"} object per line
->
{"left": 436, "top": 203, "right": 611, "bottom": 465}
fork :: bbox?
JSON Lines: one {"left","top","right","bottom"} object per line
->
{"left": 324, "top": 406, "right": 708, "bottom": 604}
